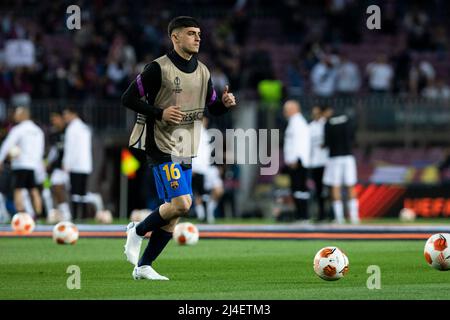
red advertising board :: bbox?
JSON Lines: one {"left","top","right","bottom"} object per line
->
{"left": 356, "top": 184, "right": 450, "bottom": 219}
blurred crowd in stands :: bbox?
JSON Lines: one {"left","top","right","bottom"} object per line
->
{"left": 0, "top": 0, "right": 448, "bottom": 109}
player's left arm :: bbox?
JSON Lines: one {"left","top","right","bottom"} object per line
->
{"left": 205, "top": 78, "right": 237, "bottom": 116}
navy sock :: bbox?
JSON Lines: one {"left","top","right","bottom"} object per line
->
{"left": 138, "top": 228, "right": 173, "bottom": 267}
{"left": 135, "top": 207, "right": 168, "bottom": 236}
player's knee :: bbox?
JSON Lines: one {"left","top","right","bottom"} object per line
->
{"left": 194, "top": 195, "right": 203, "bottom": 205}
{"left": 215, "top": 187, "right": 224, "bottom": 198}
{"left": 331, "top": 187, "right": 341, "bottom": 200}
{"left": 172, "top": 196, "right": 192, "bottom": 216}
{"left": 348, "top": 186, "right": 357, "bottom": 199}
{"left": 176, "top": 203, "right": 191, "bottom": 216}
{"left": 180, "top": 197, "right": 192, "bottom": 215}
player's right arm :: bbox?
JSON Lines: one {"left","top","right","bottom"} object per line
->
{"left": 121, "top": 62, "right": 184, "bottom": 125}
{"left": 0, "top": 127, "right": 19, "bottom": 165}
{"left": 121, "top": 62, "right": 164, "bottom": 121}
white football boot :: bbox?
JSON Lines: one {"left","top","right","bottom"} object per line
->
{"left": 132, "top": 265, "right": 169, "bottom": 280}
{"left": 124, "top": 222, "right": 143, "bottom": 265}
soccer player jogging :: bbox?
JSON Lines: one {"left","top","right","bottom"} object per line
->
{"left": 0, "top": 107, "right": 44, "bottom": 218}
{"left": 47, "top": 111, "right": 71, "bottom": 221}
{"left": 309, "top": 105, "right": 329, "bottom": 222}
{"left": 283, "top": 100, "right": 311, "bottom": 222}
{"left": 62, "top": 107, "right": 93, "bottom": 221}
{"left": 322, "top": 106, "right": 359, "bottom": 224}
{"left": 122, "top": 16, "right": 237, "bottom": 280}
{"left": 192, "top": 116, "right": 224, "bottom": 224}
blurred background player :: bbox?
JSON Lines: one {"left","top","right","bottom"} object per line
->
{"left": 122, "top": 16, "right": 236, "bottom": 280}
{"left": 0, "top": 107, "right": 44, "bottom": 218}
{"left": 323, "top": 106, "right": 359, "bottom": 224}
{"left": 192, "top": 117, "right": 209, "bottom": 222}
{"left": 0, "top": 161, "right": 11, "bottom": 223}
{"left": 283, "top": 100, "right": 311, "bottom": 222}
{"left": 47, "top": 111, "right": 71, "bottom": 221}
{"left": 309, "top": 105, "right": 329, "bottom": 222}
{"left": 192, "top": 116, "right": 224, "bottom": 224}
{"left": 33, "top": 160, "right": 49, "bottom": 217}
{"left": 62, "top": 107, "right": 93, "bottom": 221}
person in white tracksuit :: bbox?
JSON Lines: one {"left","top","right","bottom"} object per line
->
{"left": 47, "top": 111, "right": 71, "bottom": 221}
{"left": 192, "top": 117, "right": 224, "bottom": 224}
{"left": 0, "top": 107, "right": 44, "bottom": 218}
{"left": 283, "top": 100, "right": 311, "bottom": 221}
{"left": 62, "top": 107, "right": 93, "bottom": 220}
{"left": 309, "top": 105, "right": 329, "bottom": 221}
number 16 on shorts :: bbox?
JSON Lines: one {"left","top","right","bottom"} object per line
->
{"left": 153, "top": 162, "right": 192, "bottom": 202}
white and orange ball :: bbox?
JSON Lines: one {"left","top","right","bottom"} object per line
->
{"left": 313, "top": 246, "right": 349, "bottom": 281}
{"left": 95, "top": 210, "right": 113, "bottom": 224}
{"left": 11, "top": 212, "right": 35, "bottom": 235}
{"left": 424, "top": 233, "right": 450, "bottom": 271}
{"left": 52, "top": 221, "right": 79, "bottom": 245}
{"left": 173, "top": 222, "right": 199, "bottom": 246}
{"left": 399, "top": 208, "right": 416, "bottom": 222}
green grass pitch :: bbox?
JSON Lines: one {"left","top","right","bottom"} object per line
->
{"left": 1, "top": 238, "right": 450, "bottom": 300}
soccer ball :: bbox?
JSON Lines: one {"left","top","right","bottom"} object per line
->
{"left": 53, "top": 221, "right": 79, "bottom": 245}
{"left": 399, "top": 208, "right": 416, "bottom": 222}
{"left": 424, "top": 233, "right": 450, "bottom": 271}
{"left": 95, "top": 210, "right": 113, "bottom": 224}
{"left": 11, "top": 212, "right": 35, "bottom": 234}
{"left": 313, "top": 246, "right": 349, "bottom": 281}
{"left": 173, "top": 222, "right": 199, "bottom": 245}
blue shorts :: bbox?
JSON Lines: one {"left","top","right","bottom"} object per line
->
{"left": 152, "top": 162, "right": 193, "bottom": 203}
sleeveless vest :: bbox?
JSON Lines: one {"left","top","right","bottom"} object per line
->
{"left": 128, "top": 55, "right": 209, "bottom": 160}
